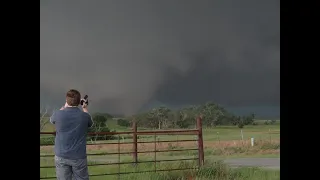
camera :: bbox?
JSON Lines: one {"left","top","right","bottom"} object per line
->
{"left": 80, "top": 95, "right": 89, "bottom": 106}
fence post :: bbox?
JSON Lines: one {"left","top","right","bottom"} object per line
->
{"left": 132, "top": 121, "right": 138, "bottom": 165}
{"left": 196, "top": 116, "right": 204, "bottom": 166}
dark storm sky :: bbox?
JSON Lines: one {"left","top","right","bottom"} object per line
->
{"left": 40, "top": 0, "right": 279, "bottom": 115}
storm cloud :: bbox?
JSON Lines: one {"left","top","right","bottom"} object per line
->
{"left": 40, "top": 0, "right": 279, "bottom": 115}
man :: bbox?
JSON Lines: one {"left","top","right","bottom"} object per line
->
{"left": 50, "top": 89, "right": 94, "bottom": 180}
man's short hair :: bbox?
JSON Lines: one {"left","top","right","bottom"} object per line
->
{"left": 66, "top": 89, "right": 81, "bottom": 106}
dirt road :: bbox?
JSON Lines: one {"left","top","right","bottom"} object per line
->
{"left": 224, "top": 158, "right": 280, "bottom": 169}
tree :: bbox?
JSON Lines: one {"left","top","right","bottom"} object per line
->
{"left": 199, "top": 102, "right": 225, "bottom": 127}
{"left": 167, "top": 111, "right": 181, "bottom": 128}
{"left": 117, "top": 119, "right": 131, "bottom": 127}
{"left": 88, "top": 114, "right": 114, "bottom": 141}
{"left": 148, "top": 107, "right": 171, "bottom": 129}
{"left": 231, "top": 114, "right": 255, "bottom": 128}
{"left": 242, "top": 113, "right": 255, "bottom": 125}
{"left": 88, "top": 126, "right": 114, "bottom": 141}
{"left": 230, "top": 115, "right": 244, "bottom": 128}
{"left": 177, "top": 106, "right": 199, "bottom": 128}
{"left": 92, "top": 114, "right": 108, "bottom": 127}
{"left": 92, "top": 112, "right": 114, "bottom": 119}
{"left": 129, "top": 112, "right": 153, "bottom": 128}
{"left": 89, "top": 114, "right": 108, "bottom": 139}
{"left": 123, "top": 102, "right": 258, "bottom": 128}
{"left": 219, "top": 113, "right": 237, "bottom": 125}
{"left": 237, "top": 116, "right": 245, "bottom": 128}
{"left": 40, "top": 108, "right": 49, "bottom": 131}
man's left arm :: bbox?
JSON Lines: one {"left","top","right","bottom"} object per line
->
{"left": 50, "top": 106, "right": 65, "bottom": 124}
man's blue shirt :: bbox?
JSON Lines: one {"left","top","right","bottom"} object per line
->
{"left": 50, "top": 107, "right": 93, "bottom": 159}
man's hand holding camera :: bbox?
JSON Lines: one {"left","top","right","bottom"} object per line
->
{"left": 81, "top": 101, "right": 88, "bottom": 113}
{"left": 80, "top": 95, "right": 89, "bottom": 113}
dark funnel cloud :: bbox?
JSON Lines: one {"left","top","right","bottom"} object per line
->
{"left": 40, "top": 0, "right": 279, "bottom": 115}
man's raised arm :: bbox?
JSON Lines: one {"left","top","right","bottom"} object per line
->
{"left": 83, "top": 107, "right": 94, "bottom": 127}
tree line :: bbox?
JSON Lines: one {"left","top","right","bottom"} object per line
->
{"left": 84, "top": 102, "right": 258, "bottom": 140}
{"left": 40, "top": 102, "right": 258, "bottom": 131}
{"left": 126, "top": 102, "right": 256, "bottom": 129}
{"left": 40, "top": 102, "right": 276, "bottom": 143}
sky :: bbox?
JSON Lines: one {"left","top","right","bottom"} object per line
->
{"left": 40, "top": 0, "right": 280, "bottom": 116}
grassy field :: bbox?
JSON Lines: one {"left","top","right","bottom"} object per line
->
{"left": 40, "top": 159, "right": 280, "bottom": 180}
{"left": 40, "top": 120, "right": 280, "bottom": 179}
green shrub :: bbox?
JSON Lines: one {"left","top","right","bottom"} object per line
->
{"left": 40, "top": 136, "right": 55, "bottom": 145}
{"left": 117, "top": 119, "right": 131, "bottom": 127}
{"left": 88, "top": 127, "right": 116, "bottom": 141}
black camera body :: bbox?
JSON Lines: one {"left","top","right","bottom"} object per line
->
{"left": 80, "top": 95, "right": 89, "bottom": 106}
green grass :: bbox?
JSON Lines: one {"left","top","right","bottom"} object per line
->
{"left": 40, "top": 159, "right": 280, "bottom": 180}
{"left": 40, "top": 120, "right": 280, "bottom": 179}
{"left": 40, "top": 123, "right": 280, "bottom": 162}
{"left": 41, "top": 119, "right": 280, "bottom": 140}
{"left": 85, "top": 124, "right": 279, "bottom": 144}
{"left": 41, "top": 139, "right": 279, "bottom": 166}
{"left": 40, "top": 139, "right": 280, "bottom": 179}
